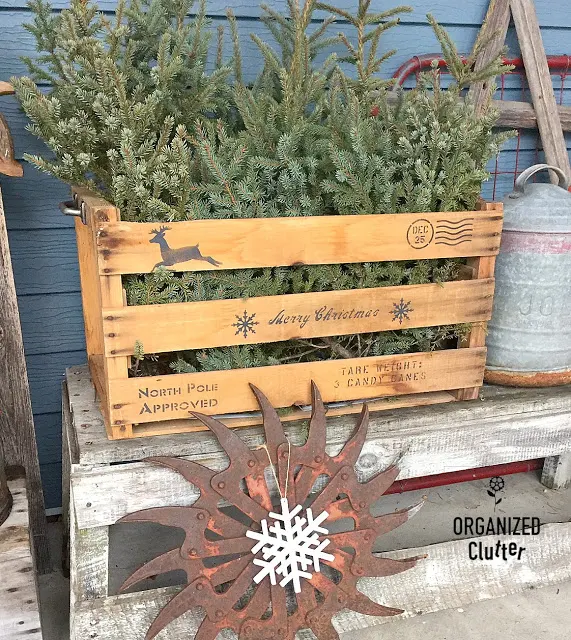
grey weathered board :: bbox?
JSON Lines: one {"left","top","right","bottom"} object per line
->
{"left": 71, "top": 523, "right": 571, "bottom": 640}
{"left": 63, "top": 367, "right": 571, "bottom": 640}
{"left": 467, "top": 0, "right": 511, "bottom": 114}
{"left": 510, "top": 0, "right": 571, "bottom": 183}
{"left": 0, "top": 478, "right": 43, "bottom": 639}
{"left": 542, "top": 453, "right": 571, "bottom": 489}
{"left": 0, "top": 187, "right": 49, "bottom": 572}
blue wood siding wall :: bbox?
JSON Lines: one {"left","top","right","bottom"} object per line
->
{"left": 1, "top": 0, "right": 570, "bottom": 509}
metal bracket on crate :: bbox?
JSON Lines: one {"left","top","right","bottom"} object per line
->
{"left": 59, "top": 199, "right": 87, "bottom": 224}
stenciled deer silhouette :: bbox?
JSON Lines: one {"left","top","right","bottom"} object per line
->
{"left": 149, "top": 226, "right": 222, "bottom": 269}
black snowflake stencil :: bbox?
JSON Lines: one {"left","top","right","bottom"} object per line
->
{"left": 390, "top": 298, "right": 414, "bottom": 324}
{"left": 232, "top": 310, "right": 259, "bottom": 338}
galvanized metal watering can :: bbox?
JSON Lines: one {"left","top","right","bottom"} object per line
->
{"left": 486, "top": 164, "right": 571, "bottom": 386}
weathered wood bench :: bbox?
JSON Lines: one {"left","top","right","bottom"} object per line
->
{"left": 63, "top": 364, "right": 571, "bottom": 640}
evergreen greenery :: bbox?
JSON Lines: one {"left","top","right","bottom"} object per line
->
{"left": 14, "top": 0, "right": 514, "bottom": 376}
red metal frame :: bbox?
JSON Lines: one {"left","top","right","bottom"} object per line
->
{"left": 385, "top": 459, "right": 543, "bottom": 495}
{"left": 392, "top": 54, "right": 571, "bottom": 200}
{"left": 392, "top": 54, "right": 571, "bottom": 86}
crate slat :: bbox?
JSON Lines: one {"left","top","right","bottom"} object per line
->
{"left": 97, "top": 210, "right": 503, "bottom": 275}
{"left": 75, "top": 190, "right": 133, "bottom": 439}
{"left": 455, "top": 201, "right": 500, "bottom": 401}
{"left": 131, "top": 391, "right": 457, "bottom": 437}
{"left": 102, "top": 278, "right": 494, "bottom": 356}
{"left": 107, "top": 347, "right": 486, "bottom": 427}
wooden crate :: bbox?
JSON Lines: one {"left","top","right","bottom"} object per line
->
{"left": 72, "top": 188, "right": 503, "bottom": 439}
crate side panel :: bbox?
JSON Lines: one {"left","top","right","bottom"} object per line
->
{"left": 76, "top": 191, "right": 133, "bottom": 439}
{"left": 75, "top": 214, "right": 105, "bottom": 359}
{"left": 108, "top": 347, "right": 486, "bottom": 424}
{"left": 131, "top": 392, "right": 456, "bottom": 438}
{"left": 103, "top": 279, "right": 495, "bottom": 355}
{"left": 97, "top": 211, "right": 503, "bottom": 275}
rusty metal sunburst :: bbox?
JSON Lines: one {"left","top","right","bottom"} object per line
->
{"left": 118, "top": 383, "right": 424, "bottom": 640}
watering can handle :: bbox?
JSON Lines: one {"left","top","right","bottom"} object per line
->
{"left": 514, "top": 164, "right": 570, "bottom": 193}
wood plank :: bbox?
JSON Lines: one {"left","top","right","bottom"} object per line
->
{"left": 455, "top": 202, "right": 498, "bottom": 401}
{"left": 467, "top": 0, "right": 511, "bottom": 114}
{"left": 4, "top": 6, "right": 571, "bottom": 82}
{"left": 26, "top": 350, "right": 87, "bottom": 415}
{"left": 38, "top": 462, "right": 62, "bottom": 511}
{"left": 61, "top": 383, "right": 72, "bottom": 577}
{"left": 68, "top": 382, "right": 571, "bottom": 528}
{"left": 0, "top": 479, "right": 29, "bottom": 549}
{"left": 511, "top": 0, "right": 571, "bottom": 183}
{"left": 8, "top": 228, "right": 80, "bottom": 295}
{"left": 495, "top": 99, "right": 571, "bottom": 130}
{"left": 71, "top": 522, "right": 571, "bottom": 639}
{"left": 457, "top": 278, "right": 498, "bottom": 397}
{"left": 74, "top": 205, "right": 105, "bottom": 360}
{"left": 69, "top": 487, "right": 109, "bottom": 604}
{"left": 0, "top": 0, "right": 495, "bottom": 24}
{"left": 0, "top": 113, "right": 23, "bottom": 178}
{"left": 71, "top": 404, "right": 570, "bottom": 528}
{"left": 541, "top": 453, "right": 571, "bottom": 489}
{"left": 0, "top": 479, "right": 43, "bottom": 640}
{"left": 66, "top": 364, "right": 571, "bottom": 465}
{"left": 107, "top": 348, "right": 486, "bottom": 428}
{"left": 103, "top": 279, "right": 495, "bottom": 356}
{"left": 386, "top": 91, "right": 571, "bottom": 132}
{"left": 0, "top": 188, "right": 49, "bottom": 573}
{"left": 96, "top": 210, "right": 503, "bottom": 275}
{"left": 0, "top": 164, "right": 72, "bottom": 230}
{"left": 33, "top": 413, "right": 64, "bottom": 466}
{"left": 0, "top": 82, "right": 15, "bottom": 96}
{"left": 6, "top": 0, "right": 571, "bottom": 29}
{"left": 89, "top": 355, "right": 108, "bottom": 415}
{"left": 0, "top": 14, "right": 486, "bottom": 83}
{"left": 130, "top": 392, "right": 457, "bottom": 438}
{"left": 75, "top": 190, "right": 132, "bottom": 440}
{"left": 18, "top": 293, "right": 85, "bottom": 356}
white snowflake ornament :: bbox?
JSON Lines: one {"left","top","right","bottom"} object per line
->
{"left": 246, "top": 498, "right": 335, "bottom": 593}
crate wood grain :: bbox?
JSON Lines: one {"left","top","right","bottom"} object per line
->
{"left": 97, "top": 211, "right": 503, "bottom": 274}
{"left": 0, "top": 478, "right": 43, "bottom": 640}
{"left": 103, "top": 279, "right": 494, "bottom": 356}
{"left": 108, "top": 348, "right": 486, "bottom": 427}
{"left": 63, "top": 373, "right": 571, "bottom": 640}
{"left": 65, "top": 365, "right": 571, "bottom": 467}
{"left": 72, "top": 190, "right": 503, "bottom": 439}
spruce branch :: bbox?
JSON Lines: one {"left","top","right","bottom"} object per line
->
{"left": 318, "top": 0, "right": 411, "bottom": 96}
{"left": 226, "top": 9, "right": 243, "bottom": 84}
{"left": 427, "top": 13, "right": 513, "bottom": 90}
{"left": 216, "top": 24, "right": 225, "bottom": 69}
